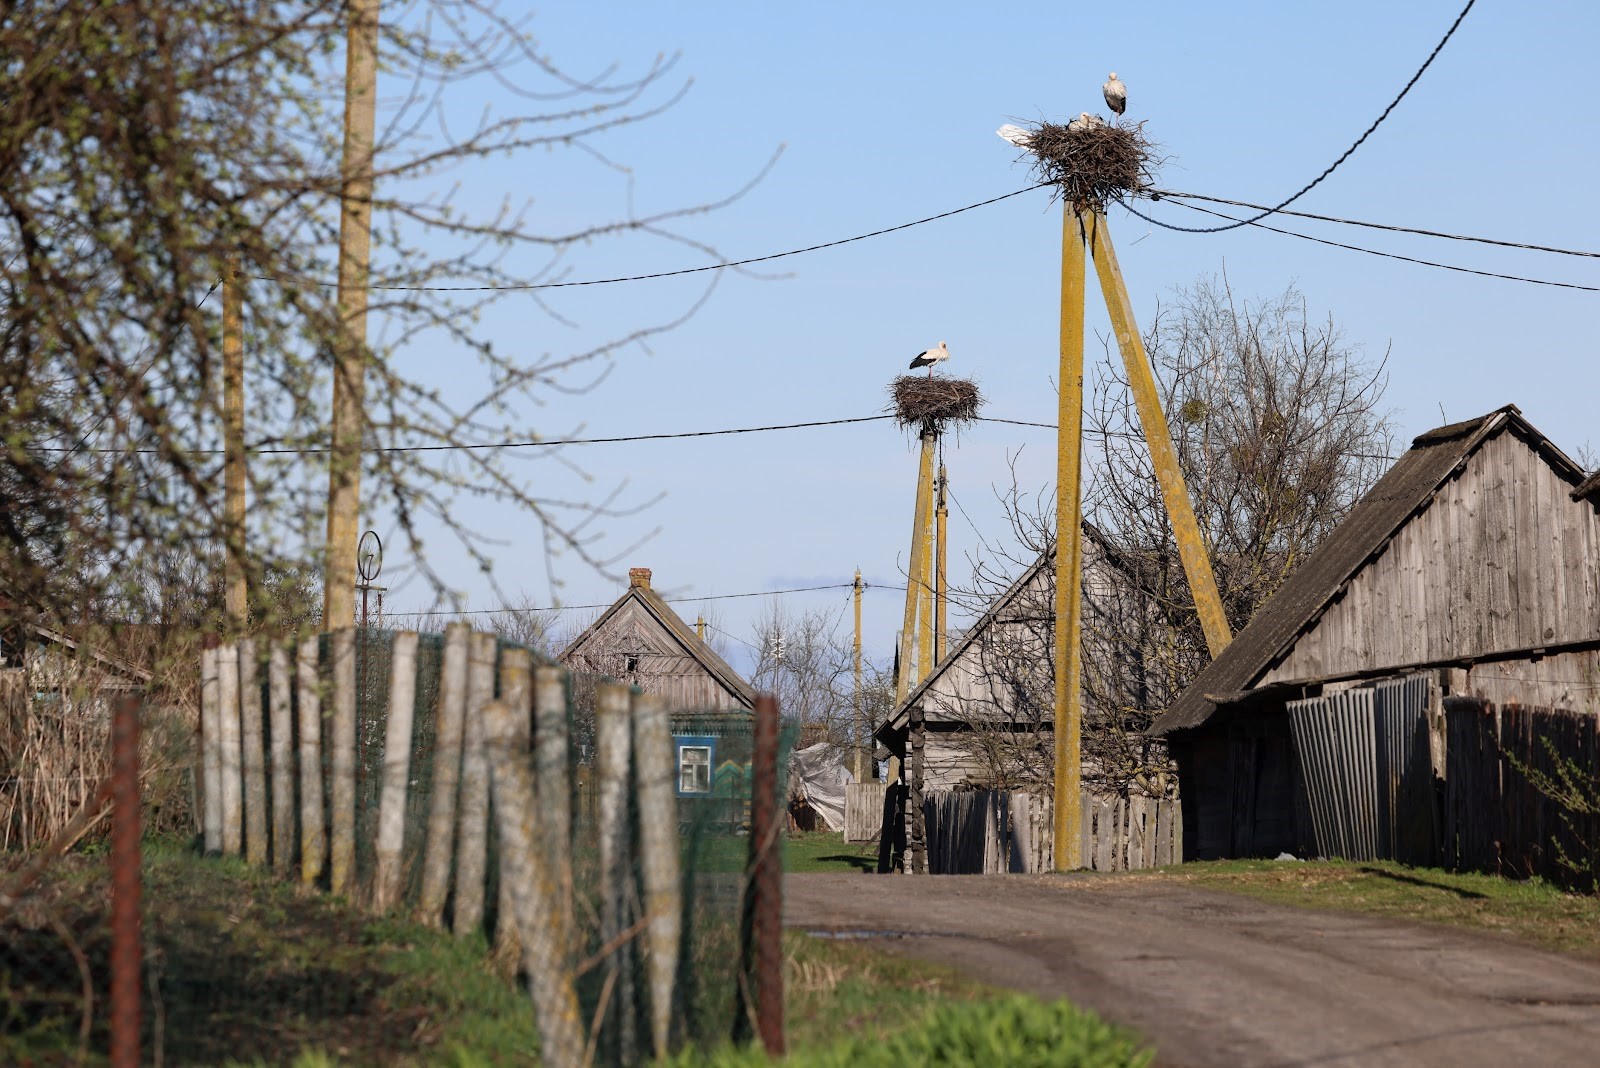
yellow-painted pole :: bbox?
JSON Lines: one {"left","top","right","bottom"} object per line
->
{"left": 696, "top": 615, "right": 706, "bottom": 643}
{"left": 1053, "top": 205, "right": 1087, "bottom": 872}
{"left": 935, "top": 465, "right": 948, "bottom": 667}
{"left": 1086, "top": 209, "right": 1233, "bottom": 658}
{"left": 222, "top": 254, "right": 248, "bottom": 636}
{"left": 323, "top": 0, "right": 380, "bottom": 629}
{"left": 917, "top": 452, "right": 936, "bottom": 687}
{"left": 894, "top": 426, "right": 937, "bottom": 710}
{"left": 852, "top": 569, "right": 864, "bottom": 783}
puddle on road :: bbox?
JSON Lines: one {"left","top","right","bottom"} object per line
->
{"left": 802, "top": 928, "right": 953, "bottom": 941}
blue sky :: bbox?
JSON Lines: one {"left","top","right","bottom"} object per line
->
{"left": 364, "top": 1, "right": 1599, "bottom": 672}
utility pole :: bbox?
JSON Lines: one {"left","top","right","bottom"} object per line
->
{"left": 222, "top": 254, "right": 248, "bottom": 635}
{"left": 916, "top": 458, "right": 935, "bottom": 687}
{"left": 1053, "top": 205, "right": 1087, "bottom": 872}
{"left": 696, "top": 615, "right": 706, "bottom": 643}
{"left": 852, "top": 568, "right": 863, "bottom": 783}
{"left": 322, "top": 0, "right": 380, "bottom": 629}
{"left": 894, "top": 425, "right": 937, "bottom": 709}
{"left": 935, "top": 465, "right": 948, "bottom": 667}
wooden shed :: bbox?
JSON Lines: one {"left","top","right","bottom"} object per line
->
{"left": 559, "top": 567, "right": 757, "bottom": 713}
{"left": 876, "top": 523, "right": 1164, "bottom": 793}
{"left": 1151, "top": 405, "right": 1600, "bottom": 860}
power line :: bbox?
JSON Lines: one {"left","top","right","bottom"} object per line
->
{"left": 1140, "top": 0, "right": 1477, "bottom": 234}
{"left": 255, "top": 185, "right": 1045, "bottom": 292}
{"left": 1129, "top": 199, "right": 1600, "bottom": 294}
{"left": 1154, "top": 190, "right": 1600, "bottom": 261}
{"left": 386, "top": 580, "right": 906, "bottom": 618}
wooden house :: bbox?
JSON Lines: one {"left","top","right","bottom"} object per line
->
{"left": 1151, "top": 405, "right": 1600, "bottom": 860}
{"left": 559, "top": 567, "right": 756, "bottom": 807}
{"left": 876, "top": 524, "right": 1164, "bottom": 793}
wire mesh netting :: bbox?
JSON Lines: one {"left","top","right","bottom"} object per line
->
{"left": 2, "top": 625, "right": 789, "bottom": 1065}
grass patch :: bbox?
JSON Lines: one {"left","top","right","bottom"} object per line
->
{"left": 1152, "top": 858, "right": 1600, "bottom": 956}
{"left": 692, "top": 831, "right": 877, "bottom": 875}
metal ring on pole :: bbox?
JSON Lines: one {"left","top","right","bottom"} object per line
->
{"left": 357, "top": 530, "right": 383, "bottom": 583}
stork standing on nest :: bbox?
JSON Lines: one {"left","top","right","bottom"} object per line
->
{"left": 909, "top": 341, "right": 950, "bottom": 377}
{"left": 1103, "top": 72, "right": 1126, "bottom": 120}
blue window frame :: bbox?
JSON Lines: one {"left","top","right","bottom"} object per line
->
{"left": 674, "top": 734, "right": 716, "bottom": 796}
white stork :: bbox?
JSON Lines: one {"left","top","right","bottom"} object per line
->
{"left": 909, "top": 341, "right": 949, "bottom": 377}
{"left": 1103, "top": 72, "right": 1126, "bottom": 120}
{"left": 996, "top": 123, "right": 1033, "bottom": 149}
{"left": 1066, "top": 111, "right": 1104, "bottom": 133}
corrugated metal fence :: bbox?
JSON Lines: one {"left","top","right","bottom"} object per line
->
{"left": 921, "top": 790, "right": 1179, "bottom": 874}
{"left": 1287, "top": 674, "right": 1435, "bottom": 864}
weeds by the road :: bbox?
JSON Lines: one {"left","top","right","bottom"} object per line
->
{"left": 1155, "top": 858, "right": 1600, "bottom": 956}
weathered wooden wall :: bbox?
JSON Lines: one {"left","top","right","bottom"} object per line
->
{"left": 1266, "top": 429, "right": 1600, "bottom": 686}
{"left": 843, "top": 782, "right": 886, "bottom": 842}
{"left": 921, "top": 789, "right": 1179, "bottom": 874}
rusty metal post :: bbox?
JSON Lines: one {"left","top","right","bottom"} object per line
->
{"left": 1054, "top": 205, "right": 1087, "bottom": 872}
{"left": 109, "top": 693, "right": 142, "bottom": 1068}
{"left": 742, "top": 694, "right": 785, "bottom": 1055}
{"left": 1086, "top": 208, "right": 1233, "bottom": 658}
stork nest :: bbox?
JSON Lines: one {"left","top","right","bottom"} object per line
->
{"left": 1012, "top": 120, "right": 1159, "bottom": 208}
{"left": 890, "top": 375, "right": 982, "bottom": 430}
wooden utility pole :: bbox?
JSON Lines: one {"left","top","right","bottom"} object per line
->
{"left": 322, "top": 0, "right": 380, "bottom": 629}
{"left": 1053, "top": 205, "right": 1087, "bottom": 872}
{"left": 894, "top": 426, "right": 937, "bottom": 708}
{"left": 1085, "top": 209, "right": 1232, "bottom": 657}
{"left": 222, "top": 254, "right": 248, "bottom": 635}
{"left": 852, "top": 568, "right": 863, "bottom": 783}
{"left": 935, "top": 465, "right": 948, "bottom": 666}
{"left": 917, "top": 456, "right": 936, "bottom": 687}
{"left": 696, "top": 615, "right": 706, "bottom": 643}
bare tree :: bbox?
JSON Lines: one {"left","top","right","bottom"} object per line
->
{"left": 0, "top": 1, "right": 772, "bottom": 642}
{"left": 938, "top": 275, "right": 1392, "bottom": 794}
{"left": 747, "top": 601, "right": 876, "bottom": 748}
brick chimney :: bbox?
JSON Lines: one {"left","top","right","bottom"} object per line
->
{"left": 628, "top": 567, "right": 652, "bottom": 589}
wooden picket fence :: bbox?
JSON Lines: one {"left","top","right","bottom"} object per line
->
{"left": 920, "top": 789, "right": 1180, "bottom": 874}
{"left": 194, "top": 623, "right": 716, "bottom": 1067}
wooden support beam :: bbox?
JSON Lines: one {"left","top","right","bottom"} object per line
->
{"left": 1053, "top": 204, "right": 1087, "bottom": 872}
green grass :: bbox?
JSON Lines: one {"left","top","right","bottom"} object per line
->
{"left": 691, "top": 830, "right": 878, "bottom": 875}
{"left": 1147, "top": 857, "right": 1600, "bottom": 956}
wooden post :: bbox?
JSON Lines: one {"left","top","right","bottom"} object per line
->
{"left": 936, "top": 466, "right": 948, "bottom": 667}
{"left": 908, "top": 703, "right": 926, "bottom": 875}
{"left": 453, "top": 630, "right": 496, "bottom": 935}
{"left": 222, "top": 254, "right": 248, "bottom": 634}
{"left": 1054, "top": 204, "right": 1087, "bottom": 872}
{"left": 696, "top": 615, "right": 706, "bottom": 643}
{"left": 493, "top": 647, "right": 533, "bottom": 961}
{"left": 918, "top": 453, "right": 936, "bottom": 685}
{"left": 199, "top": 640, "right": 222, "bottom": 855}
{"left": 1086, "top": 208, "right": 1232, "bottom": 658}
{"left": 296, "top": 635, "right": 325, "bottom": 885}
{"left": 268, "top": 642, "right": 295, "bottom": 876}
{"left": 744, "top": 694, "right": 785, "bottom": 1056}
{"left": 895, "top": 426, "right": 937, "bottom": 707}
{"left": 596, "top": 681, "right": 637, "bottom": 1063}
{"left": 373, "top": 631, "right": 419, "bottom": 913}
{"left": 322, "top": 0, "right": 380, "bottom": 629}
{"left": 419, "top": 622, "right": 469, "bottom": 925}
{"left": 852, "top": 569, "right": 864, "bottom": 784}
{"left": 238, "top": 638, "right": 268, "bottom": 866}
{"left": 632, "top": 691, "right": 681, "bottom": 1060}
{"left": 533, "top": 665, "right": 574, "bottom": 930}
{"left": 482, "top": 698, "right": 585, "bottom": 1068}
{"left": 217, "top": 641, "right": 243, "bottom": 857}
{"left": 329, "top": 627, "right": 357, "bottom": 895}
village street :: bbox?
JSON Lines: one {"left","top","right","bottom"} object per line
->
{"left": 786, "top": 873, "right": 1600, "bottom": 1067}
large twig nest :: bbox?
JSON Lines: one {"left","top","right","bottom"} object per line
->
{"left": 1013, "top": 120, "right": 1160, "bottom": 208}
{"left": 891, "top": 375, "right": 982, "bottom": 431}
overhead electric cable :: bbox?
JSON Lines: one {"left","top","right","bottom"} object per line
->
{"left": 256, "top": 185, "right": 1046, "bottom": 292}
{"left": 1125, "top": 199, "right": 1600, "bottom": 294}
{"left": 1153, "top": 190, "right": 1600, "bottom": 260}
{"left": 387, "top": 580, "right": 905, "bottom": 618}
{"left": 1135, "top": 0, "right": 1476, "bottom": 233}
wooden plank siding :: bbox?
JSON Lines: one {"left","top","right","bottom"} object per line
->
{"left": 1263, "top": 430, "right": 1600, "bottom": 687}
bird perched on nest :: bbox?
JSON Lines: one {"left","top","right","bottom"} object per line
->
{"left": 909, "top": 341, "right": 950, "bottom": 377}
{"left": 1066, "top": 111, "right": 1105, "bottom": 133}
{"left": 1103, "top": 72, "right": 1126, "bottom": 120}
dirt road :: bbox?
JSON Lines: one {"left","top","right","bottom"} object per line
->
{"left": 785, "top": 873, "right": 1600, "bottom": 1067}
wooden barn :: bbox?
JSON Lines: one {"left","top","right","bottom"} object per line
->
{"left": 877, "top": 523, "right": 1164, "bottom": 793}
{"left": 1151, "top": 405, "right": 1600, "bottom": 860}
